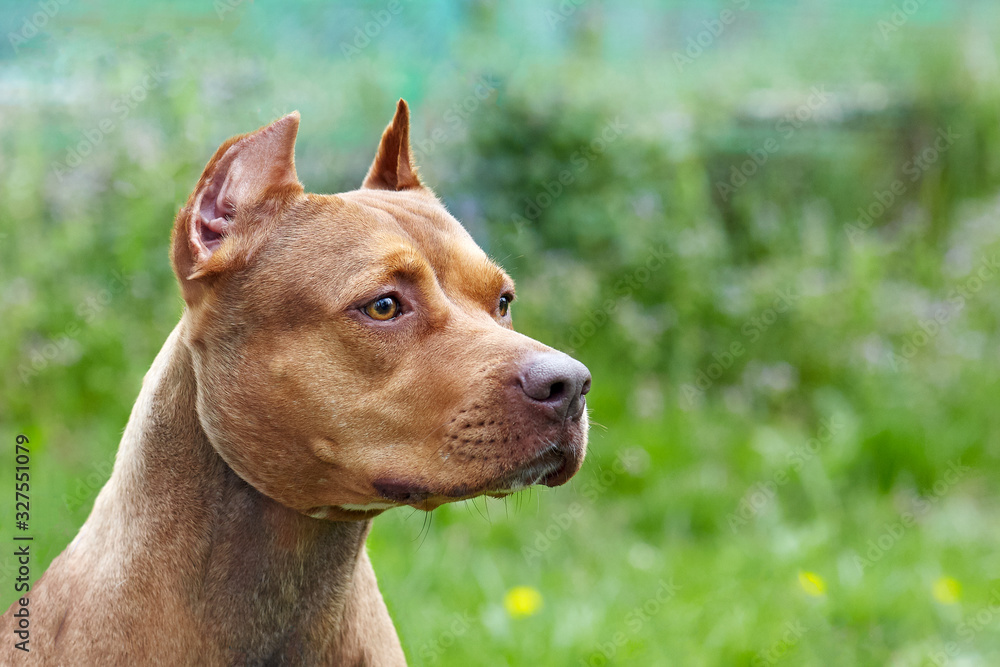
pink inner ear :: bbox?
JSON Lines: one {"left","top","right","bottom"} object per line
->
{"left": 187, "top": 112, "right": 300, "bottom": 268}
{"left": 197, "top": 169, "right": 236, "bottom": 252}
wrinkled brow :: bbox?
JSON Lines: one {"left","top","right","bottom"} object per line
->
{"left": 344, "top": 244, "right": 514, "bottom": 309}
{"left": 369, "top": 246, "right": 434, "bottom": 284}
{"left": 327, "top": 245, "right": 435, "bottom": 304}
{"left": 461, "top": 257, "right": 515, "bottom": 305}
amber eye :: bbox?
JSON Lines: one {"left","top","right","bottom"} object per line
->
{"left": 363, "top": 296, "right": 400, "bottom": 321}
{"left": 498, "top": 294, "right": 513, "bottom": 317}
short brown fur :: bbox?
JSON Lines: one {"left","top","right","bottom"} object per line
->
{"left": 2, "top": 100, "right": 589, "bottom": 665}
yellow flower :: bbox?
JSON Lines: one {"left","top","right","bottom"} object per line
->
{"left": 932, "top": 577, "right": 961, "bottom": 604}
{"left": 798, "top": 570, "right": 827, "bottom": 597}
{"left": 504, "top": 585, "right": 543, "bottom": 618}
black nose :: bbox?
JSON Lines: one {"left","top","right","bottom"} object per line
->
{"left": 518, "top": 352, "right": 592, "bottom": 421}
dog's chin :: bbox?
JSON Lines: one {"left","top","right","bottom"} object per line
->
{"left": 412, "top": 439, "right": 586, "bottom": 508}
{"left": 484, "top": 443, "right": 578, "bottom": 496}
{"left": 310, "top": 432, "right": 587, "bottom": 518}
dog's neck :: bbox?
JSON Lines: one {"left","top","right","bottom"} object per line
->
{"left": 75, "top": 319, "right": 370, "bottom": 660}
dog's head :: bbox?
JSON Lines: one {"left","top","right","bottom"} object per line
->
{"left": 171, "top": 101, "right": 590, "bottom": 518}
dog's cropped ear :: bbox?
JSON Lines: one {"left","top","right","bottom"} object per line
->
{"left": 362, "top": 99, "right": 422, "bottom": 191}
{"left": 172, "top": 112, "right": 303, "bottom": 299}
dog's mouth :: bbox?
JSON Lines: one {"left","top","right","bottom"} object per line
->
{"left": 307, "top": 421, "right": 586, "bottom": 519}
{"left": 341, "top": 442, "right": 576, "bottom": 513}
{"left": 311, "top": 449, "right": 574, "bottom": 519}
{"left": 485, "top": 443, "right": 571, "bottom": 496}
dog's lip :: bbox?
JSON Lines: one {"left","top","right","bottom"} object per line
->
{"left": 483, "top": 445, "right": 567, "bottom": 495}
{"left": 373, "top": 478, "right": 432, "bottom": 505}
{"left": 540, "top": 458, "right": 573, "bottom": 487}
{"left": 365, "top": 451, "right": 566, "bottom": 506}
{"left": 364, "top": 440, "right": 581, "bottom": 507}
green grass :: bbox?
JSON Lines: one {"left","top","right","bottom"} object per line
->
{"left": 3, "top": 1, "right": 1000, "bottom": 664}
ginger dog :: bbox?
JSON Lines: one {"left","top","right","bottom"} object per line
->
{"left": 2, "top": 100, "right": 591, "bottom": 665}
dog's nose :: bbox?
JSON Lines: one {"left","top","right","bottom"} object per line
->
{"left": 518, "top": 352, "right": 591, "bottom": 421}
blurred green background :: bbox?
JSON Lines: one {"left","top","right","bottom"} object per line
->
{"left": 3, "top": 0, "right": 1000, "bottom": 664}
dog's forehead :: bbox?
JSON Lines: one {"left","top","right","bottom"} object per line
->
{"left": 281, "top": 190, "right": 512, "bottom": 301}
{"left": 336, "top": 189, "right": 475, "bottom": 252}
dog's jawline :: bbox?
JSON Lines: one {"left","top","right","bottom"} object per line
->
{"left": 331, "top": 502, "right": 396, "bottom": 513}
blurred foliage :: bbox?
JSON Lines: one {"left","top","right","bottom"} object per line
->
{"left": 3, "top": 0, "right": 1000, "bottom": 665}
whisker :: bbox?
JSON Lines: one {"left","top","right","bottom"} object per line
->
{"left": 416, "top": 510, "right": 433, "bottom": 550}
{"left": 472, "top": 496, "right": 489, "bottom": 524}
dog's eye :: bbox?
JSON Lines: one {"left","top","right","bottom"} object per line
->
{"left": 363, "top": 296, "right": 401, "bottom": 321}
{"left": 498, "top": 294, "right": 513, "bottom": 317}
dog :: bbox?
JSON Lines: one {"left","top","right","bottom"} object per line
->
{"left": 1, "top": 100, "right": 591, "bottom": 665}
